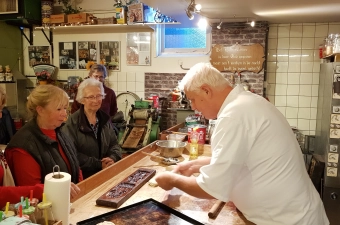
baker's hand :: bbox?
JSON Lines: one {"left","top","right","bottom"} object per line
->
{"left": 70, "top": 182, "right": 81, "bottom": 199}
{"left": 172, "top": 160, "right": 196, "bottom": 176}
{"left": 173, "top": 157, "right": 211, "bottom": 176}
{"left": 101, "top": 157, "right": 114, "bottom": 169}
{"left": 154, "top": 171, "right": 175, "bottom": 190}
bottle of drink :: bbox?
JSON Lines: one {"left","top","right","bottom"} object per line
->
{"left": 189, "top": 128, "right": 199, "bottom": 160}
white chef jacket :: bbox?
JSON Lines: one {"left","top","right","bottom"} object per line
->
{"left": 196, "top": 85, "right": 329, "bottom": 225}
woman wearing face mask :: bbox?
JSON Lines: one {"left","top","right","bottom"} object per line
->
{"left": 62, "top": 78, "right": 122, "bottom": 179}
{"left": 5, "top": 85, "right": 82, "bottom": 199}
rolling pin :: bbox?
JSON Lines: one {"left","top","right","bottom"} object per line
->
{"left": 208, "top": 200, "right": 225, "bottom": 219}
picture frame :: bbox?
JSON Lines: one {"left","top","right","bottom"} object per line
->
{"left": 99, "top": 41, "right": 120, "bottom": 71}
{"left": 126, "top": 32, "right": 151, "bottom": 66}
{"left": 28, "top": 46, "right": 52, "bottom": 67}
{"left": 59, "top": 42, "right": 77, "bottom": 70}
{"left": 78, "top": 41, "right": 97, "bottom": 70}
{"left": 0, "top": 0, "right": 18, "bottom": 14}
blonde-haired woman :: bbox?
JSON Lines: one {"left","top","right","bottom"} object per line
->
{"left": 5, "top": 85, "right": 82, "bottom": 199}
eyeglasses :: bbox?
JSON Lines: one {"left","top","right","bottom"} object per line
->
{"left": 83, "top": 94, "right": 104, "bottom": 101}
{"left": 92, "top": 75, "right": 105, "bottom": 80}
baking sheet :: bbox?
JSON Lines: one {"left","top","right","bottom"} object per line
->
{"left": 77, "top": 198, "right": 204, "bottom": 225}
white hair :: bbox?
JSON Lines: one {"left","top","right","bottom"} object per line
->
{"left": 179, "top": 62, "right": 230, "bottom": 93}
{"left": 76, "top": 78, "right": 106, "bottom": 103}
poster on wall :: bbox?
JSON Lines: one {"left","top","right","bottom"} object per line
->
{"left": 78, "top": 41, "right": 97, "bottom": 69}
{"left": 59, "top": 42, "right": 77, "bottom": 69}
{"left": 28, "top": 46, "right": 51, "bottom": 67}
{"left": 99, "top": 41, "right": 120, "bottom": 71}
{"left": 0, "top": 0, "right": 18, "bottom": 14}
{"left": 126, "top": 32, "right": 151, "bottom": 66}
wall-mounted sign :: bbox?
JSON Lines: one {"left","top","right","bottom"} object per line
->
{"left": 210, "top": 43, "right": 265, "bottom": 73}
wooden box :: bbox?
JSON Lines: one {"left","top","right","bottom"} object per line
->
{"left": 97, "top": 17, "right": 116, "bottom": 24}
{"left": 67, "top": 13, "right": 89, "bottom": 23}
{"left": 50, "top": 14, "right": 66, "bottom": 24}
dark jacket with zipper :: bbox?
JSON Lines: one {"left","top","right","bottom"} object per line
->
{"left": 5, "top": 119, "right": 80, "bottom": 184}
{"left": 61, "top": 105, "right": 122, "bottom": 179}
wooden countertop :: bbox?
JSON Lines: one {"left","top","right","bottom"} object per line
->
{"left": 70, "top": 143, "right": 254, "bottom": 225}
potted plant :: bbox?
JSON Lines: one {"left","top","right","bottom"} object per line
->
{"left": 35, "top": 70, "right": 51, "bottom": 85}
{"left": 60, "top": 0, "right": 82, "bottom": 14}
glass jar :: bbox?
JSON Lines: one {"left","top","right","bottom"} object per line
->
{"left": 36, "top": 201, "right": 55, "bottom": 225}
{"left": 326, "top": 37, "right": 333, "bottom": 56}
{"left": 333, "top": 34, "right": 340, "bottom": 54}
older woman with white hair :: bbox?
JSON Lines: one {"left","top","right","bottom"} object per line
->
{"left": 62, "top": 78, "right": 122, "bottom": 179}
{"left": 71, "top": 64, "right": 118, "bottom": 118}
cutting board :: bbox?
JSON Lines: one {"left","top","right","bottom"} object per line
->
{"left": 96, "top": 168, "right": 156, "bottom": 208}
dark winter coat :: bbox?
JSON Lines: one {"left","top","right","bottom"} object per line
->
{"left": 6, "top": 119, "right": 80, "bottom": 184}
{"left": 61, "top": 105, "right": 122, "bottom": 179}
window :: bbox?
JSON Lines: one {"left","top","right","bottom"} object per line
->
{"left": 156, "top": 16, "right": 211, "bottom": 56}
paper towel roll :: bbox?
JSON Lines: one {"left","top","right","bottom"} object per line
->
{"left": 44, "top": 171, "right": 71, "bottom": 225}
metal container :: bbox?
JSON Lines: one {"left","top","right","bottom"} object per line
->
{"left": 166, "top": 133, "right": 186, "bottom": 141}
{"left": 156, "top": 140, "right": 187, "bottom": 158}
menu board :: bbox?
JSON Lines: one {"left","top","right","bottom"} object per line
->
{"left": 210, "top": 43, "right": 265, "bottom": 73}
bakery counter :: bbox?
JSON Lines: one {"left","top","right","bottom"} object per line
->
{"left": 70, "top": 143, "right": 254, "bottom": 225}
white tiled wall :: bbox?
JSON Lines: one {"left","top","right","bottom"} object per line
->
{"left": 267, "top": 22, "right": 340, "bottom": 135}
{"left": 106, "top": 71, "right": 145, "bottom": 98}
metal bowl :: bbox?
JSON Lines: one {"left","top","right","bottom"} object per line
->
{"left": 156, "top": 140, "right": 187, "bottom": 158}
{"left": 166, "top": 133, "right": 186, "bottom": 141}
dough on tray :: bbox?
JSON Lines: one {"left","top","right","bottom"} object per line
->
{"left": 97, "top": 222, "right": 115, "bottom": 225}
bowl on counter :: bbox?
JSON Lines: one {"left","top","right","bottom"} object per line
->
{"left": 156, "top": 140, "right": 187, "bottom": 158}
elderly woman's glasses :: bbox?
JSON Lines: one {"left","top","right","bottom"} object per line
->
{"left": 93, "top": 75, "right": 104, "bottom": 80}
{"left": 84, "top": 94, "right": 104, "bottom": 101}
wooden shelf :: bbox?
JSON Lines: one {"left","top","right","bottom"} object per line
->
{"left": 34, "top": 22, "right": 180, "bottom": 34}
{"left": 322, "top": 53, "right": 340, "bottom": 62}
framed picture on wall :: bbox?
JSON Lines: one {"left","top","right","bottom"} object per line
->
{"left": 99, "top": 41, "right": 120, "bottom": 71}
{"left": 126, "top": 32, "right": 151, "bottom": 66}
{"left": 0, "top": 0, "right": 18, "bottom": 14}
{"left": 59, "top": 42, "right": 77, "bottom": 69}
{"left": 78, "top": 41, "right": 97, "bottom": 69}
{"left": 28, "top": 46, "right": 51, "bottom": 67}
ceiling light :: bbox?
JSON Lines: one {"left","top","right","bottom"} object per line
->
{"left": 217, "top": 21, "right": 223, "bottom": 29}
{"left": 195, "top": 4, "right": 202, "bottom": 12}
{"left": 198, "top": 18, "right": 207, "bottom": 29}
{"left": 186, "top": 0, "right": 202, "bottom": 20}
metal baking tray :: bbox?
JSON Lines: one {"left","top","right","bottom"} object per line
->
{"left": 77, "top": 198, "right": 204, "bottom": 225}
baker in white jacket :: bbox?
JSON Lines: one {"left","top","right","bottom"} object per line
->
{"left": 155, "top": 62, "right": 329, "bottom": 225}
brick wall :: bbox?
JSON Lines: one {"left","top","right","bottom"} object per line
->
{"left": 145, "top": 21, "right": 269, "bottom": 130}
{"left": 212, "top": 21, "right": 269, "bottom": 95}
